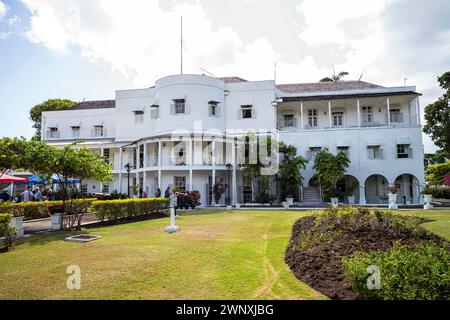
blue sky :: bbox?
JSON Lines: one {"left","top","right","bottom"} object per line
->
{"left": 1, "top": 0, "right": 449, "bottom": 152}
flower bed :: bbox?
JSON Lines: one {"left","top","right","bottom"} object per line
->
{"left": 285, "top": 206, "right": 449, "bottom": 300}
{"left": 91, "top": 198, "right": 170, "bottom": 223}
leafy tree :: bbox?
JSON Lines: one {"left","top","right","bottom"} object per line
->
{"left": 423, "top": 72, "right": 450, "bottom": 157}
{"left": 29, "top": 99, "right": 77, "bottom": 140}
{"left": 320, "top": 71, "right": 349, "bottom": 83}
{"left": 426, "top": 161, "right": 450, "bottom": 186}
{"left": 424, "top": 151, "right": 448, "bottom": 168}
{"left": 0, "top": 137, "right": 28, "bottom": 175}
{"left": 313, "top": 149, "right": 350, "bottom": 199}
{"left": 277, "top": 142, "right": 308, "bottom": 200}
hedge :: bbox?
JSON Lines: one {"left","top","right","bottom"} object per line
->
{"left": 0, "top": 213, "right": 15, "bottom": 250}
{"left": 342, "top": 242, "right": 450, "bottom": 300}
{"left": 0, "top": 199, "right": 97, "bottom": 220}
{"left": 91, "top": 198, "right": 170, "bottom": 222}
{"left": 424, "top": 187, "right": 450, "bottom": 199}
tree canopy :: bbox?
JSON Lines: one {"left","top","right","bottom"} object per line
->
{"left": 426, "top": 161, "right": 450, "bottom": 186}
{"left": 277, "top": 142, "right": 308, "bottom": 199}
{"left": 320, "top": 71, "right": 349, "bottom": 83}
{"left": 29, "top": 99, "right": 77, "bottom": 140}
{"left": 423, "top": 72, "right": 450, "bottom": 157}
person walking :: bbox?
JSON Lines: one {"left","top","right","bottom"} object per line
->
{"left": 164, "top": 186, "right": 170, "bottom": 198}
{"left": 21, "top": 187, "right": 33, "bottom": 202}
{"left": 0, "top": 189, "right": 10, "bottom": 202}
{"left": 155, "top": 188, "right": 161, "bottom": 198}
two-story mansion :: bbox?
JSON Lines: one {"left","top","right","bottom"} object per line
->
{"left": 41, "top": 74, "right": 425, "bottom": 206}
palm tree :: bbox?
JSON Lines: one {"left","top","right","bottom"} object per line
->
{"left": 320, "top": 71, "right": 349, "bottom": 83}
{"left": 313, "top": 149, "right": 350, "bottom": 199}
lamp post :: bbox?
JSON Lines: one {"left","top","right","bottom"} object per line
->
{"left": 226, "top": 163, "right": 233, "bottom": 206}
{"left": 124, "top": 163, "right": 132, "bottom": 198}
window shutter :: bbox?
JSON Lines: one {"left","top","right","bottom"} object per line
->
{"left": 252, "top": 109, "right": 257, "bottom": 119}
{"left": 216, "top": 105, "right": 221, "bottom": 117}
{"left": 407, "top": 147, "right": 413, "bottom": 159}
{"left": 170, "top": 104, "right": 175, "bottom": 115}
{"left": 237, "top": 109, "right": 242, "bottom": 119}
{"left": 306, "top": 151, "right": 312, "bottom": 161}
{"left": 367, "top": 149, "right": 373, "bottom": 160}
{"left": 185, "top": 104, "right": 189, "bottom": 114}
{"left": 208, "top": 105, "right": 212, "bottom": 116}
{"left": 379, "top": 149, "right": 384, "bottom": 160}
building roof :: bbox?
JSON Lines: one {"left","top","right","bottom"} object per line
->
{"left": 70, "top": 100, "right": 116, "bottom": 110}
{"left": 218, "top": 76, "right": 248, "bottom": 83}
{"left": 276, "top": 80, "right": 383, "bottom": 93}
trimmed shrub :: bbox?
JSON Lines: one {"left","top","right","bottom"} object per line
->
{"left": 0, "top": 199, "right": 96, "bottom": 220}
{"left": 342, "top": 242, "right": 450, "bottom": 300}
{"left": 0, "top": 213, "right": 16, "bottom": 251}
{"left": 423, "top": 186, "right": 450, "bottom": 199}
{"left": 91, "top": 198, "right": 169, "bottom": 222}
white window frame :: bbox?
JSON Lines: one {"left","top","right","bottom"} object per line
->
{"left": 241, "top": 105, "right": 253, "bottom": 119}
{"left": 208, "top": 101, "right": 220, "bottom": 117}
{"left": 71, "top": 126, "right": 80, "bottom": 138}
{"left": 397, "top": 144, "right": 411, "bottom": 159}
{"left": 174, "top": 176, "right": 186, "bottom": 192}
{"left": 332, "top": 111, "right": 344, "bottom": 127}
{"left": 308, "top": 109, "right": 318, "bottom": 127}
{"left": 49, "top": 127, "right": 59, "bottom": 138}
{"left": 362, "top": 106, "right": 373, "bottom": 124}
{"left": 94, "top": 125, "right": 104, "bottom": 137}
{"left": 174, "top": 99, "right": 186, "bottom": 114}
{"left": 134, "top": 110, "right": 144, "bottom": 124}
{"left": 367, "top": 146, "right": 383, "bottom": 160}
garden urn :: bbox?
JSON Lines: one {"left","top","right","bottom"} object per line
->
{"left": 423, "top": 194, "right": 433, "bottom": 210}
{"left": 388, "top": 193, "right": 398, "bottom": 210}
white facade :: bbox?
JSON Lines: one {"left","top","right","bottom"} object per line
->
{"left": 41, "top": 74, "right": 425, "bottom": 206}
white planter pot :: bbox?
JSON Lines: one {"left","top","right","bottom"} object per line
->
{"left": 132, "top": 195, "right": 139, "bottom": 199}
{"left": 10, "top": 216, "right": 24, "bottom": 239}
{"left": 282, "top": 202, "right": 289, "bottom": 209}
{"left": 51, "top": 212, "right": 62, "bottom": 231}
{"left": 388, "top": 193, "right": 398, "bottom": 210}
{"left": 286, "top": 198, "right": 294, "bottom": 206}
{"left": 423, "top": 194, "right": 434, "bottom": 210}
{"left": 226, "top": 205, "right": 232, "bottom": 210}
{"left": 330, "top": 197, "right": 339, "bottom": 206}
{"left": 235, "top": 204, "right": 241, "bottom": 209}
{"left": 347, "top": 195, "right": 355, "bottom": 205}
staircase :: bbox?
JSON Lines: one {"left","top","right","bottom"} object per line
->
{"left": 302, "top": 187, "right": 322, "bottom": 204}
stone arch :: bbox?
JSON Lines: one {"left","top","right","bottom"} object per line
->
{"left": 337, "top": 175, "right": 360, "bottom": 204}
{"left": 394, "top": 173, "right": 421, "bottom": 204}
{"left": 364, "top": 174, "right": 389, "bottom": 204}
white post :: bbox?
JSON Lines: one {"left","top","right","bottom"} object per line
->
{"left": 189, "top": 169, "right": 193, "bottom": 191}
{"left": 143, "top": 143, "right": 148, "bottom": 168}
{"left": 300, "top": 102, "right": 304, "bottom": 130}
{"left": 143, "top": 143, "right": 147, "bottom": 195}
{"left": 232, "top": 138, "right": 237, "bottom": 206}
{"left": 164, "top": 195, "right": 180, "bottom": 233}
{"left": 328, "top": 101, "right": 332, "bottom": 128}
{"left": 386, "top": 98, "right": 391, "bottom": 127}
{"left": 359, "top": 185, "right": 366, "bottom": 205}
{"left": 158, "top": 140, "right": 162, "bottom": 189}
{"left": 99, "top": 147, "right": 104, "bottom": 192}
{"left": 211, "top": 138, "right": 216, "bottom": 206}
{"left": 135, "top": 146, "right": 139, "bottom": 194}
{"left": 119, "top": 147, "right": 123, "bottom": 193}
{"left": 357, "top": 99, "right": 361, "bottom": 128}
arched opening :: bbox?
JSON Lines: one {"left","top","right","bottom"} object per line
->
{"left": 308, "top": 174, "right": 319, "bottom": 187}
{"left": 394, "top": 174, "right": 421, "bottom": 204}
{"left": 365, "top": 174, "right": 389, "bottom": 204}
{"left": 337, "top": 175, "right": 360, "bottom": 204}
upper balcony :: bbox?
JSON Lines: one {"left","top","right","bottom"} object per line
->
{"left": 276, "top": 93, "right": 421, "bottom": 132}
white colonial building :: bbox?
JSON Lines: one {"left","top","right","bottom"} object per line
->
{"left": 41, "top": 74, "right": 425, "bottom": 206}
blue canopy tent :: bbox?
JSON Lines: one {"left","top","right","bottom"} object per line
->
{"left": 14, "top": 176, "right": 81, "bottom": 185}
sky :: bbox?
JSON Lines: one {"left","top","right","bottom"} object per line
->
{"left": 0, "top": 0, "right": 449, "bottom": 153}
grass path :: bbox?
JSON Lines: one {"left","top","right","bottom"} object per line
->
{"left": 0, "top": 209, "right": 449, "bottom": 300}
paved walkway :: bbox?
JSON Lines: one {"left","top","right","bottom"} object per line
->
{"left": 23, "top": 213, "right": 98, "bottom": 234}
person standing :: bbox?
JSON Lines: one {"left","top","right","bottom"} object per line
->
{"left": 21, "top": 187, "right": 33, "bottom": 202}
{"left": 164, "top": 186, "right": 170, "bottom": 198}
{"left": 155, "top": 188, "right": 161, "bottom": 198}
{"left": 34, "top": 187, "right": 43, "bottom": 201}
{"left": 0, "top": 189, "right": 10, "bottom": 202}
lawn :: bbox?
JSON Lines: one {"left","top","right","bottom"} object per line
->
{"left": 0, "top": 209, "right": 449, "bottom": 300}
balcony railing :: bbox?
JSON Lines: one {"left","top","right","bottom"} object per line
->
{"left": 278, "top": 118, "right": 298, "bottom": 129}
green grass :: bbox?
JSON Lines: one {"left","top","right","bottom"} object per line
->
{"left": 0, "top": 209, "right": 449, "bottom": 300}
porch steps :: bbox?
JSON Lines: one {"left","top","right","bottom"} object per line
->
{"left": 302, "top": 187, "right": 322, "bottom": 204}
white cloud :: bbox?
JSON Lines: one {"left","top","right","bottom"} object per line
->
{"left": 0, "top": 1, "right": 8, "bottom": 20}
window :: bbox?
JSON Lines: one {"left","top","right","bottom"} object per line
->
{"left": 397, "top": 144, "right": 411, "bottom": 159}
{"left": 308, "top": 110, "right": 318, "bottom": 127}
{"left": 337, "top": 146, "right": 349, "bottom": 158}
{"left": 241, "top": 105, "right": 253, "bottom": 119}
{"left": 367, "top": 146, "right": 383, "bottom": 160}
{"left": 362, "top": 106, "right": 373, "bottom": 123}
{"left": 283, "top": 114, "right": 295, "bottom": 127}
{"left": 174, "top": 142, "right": 186, "bottom": 165}
{"left": 81, "top": 184, "right": 88, "bottom": 195}
{"left": 94, "top": 125, "right": 104, "bottom": 137}
{"left": 150, "top": 105, "right": 159, "bottom": 119}
{"left": 134, "top": 110, "right": 144, "bottom": 123}
{"left": 49, "top": 127, "right": 59, "bottom": 138}
{"left": 71, "top": 126, "right": 80, "bottom": 138}
{"left": 209, "top": 101, "right": 220, "bottom": 117}
{"left": 174, "top": 176, "right": 186, "bottom": 192}
{"left": 103, "top": 148, "right": 110, "bottom": 164}
{"left": 307, "top": 147, "right": 322, "bottom": 160}
{"left": 174, "top": 99, "right": 186, "bottom": 114}
{"left": 333, "top": 112, "right": 344, "bottom": 127}
{"left": 390, "top": 108, "right": 403, "bottom": 123}
{"left": 102, "top": 184, "right": 109, "bottom": 193}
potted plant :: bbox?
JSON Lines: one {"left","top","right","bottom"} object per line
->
{"left": 329, "top": 187, "right": 341, "bottom": 206}
{"left": 387, "top": 184, "right": 398, "bottom": 209}
{"left": 213, "top": 183, "right": 225, "bottom": 205}
{"left": 131, "top": 185, "right": 140, "bottom": 198}
{"left": 422, "top": 185, "right": 434, "bottom": 210}
{"left": 285, "top": 194, "right": 294, "bottom": 206}
{"left": 48, "top": 202, "right": 64, "bottom": 231}
{"left": 346, "top": 180, "right": 358, "bottom": 205}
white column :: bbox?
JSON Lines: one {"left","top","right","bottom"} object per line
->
{"left": 359, "top": 185, "right": 366, "bottom": 205}
{"left": 99, "top": 147, "right": 104, "bottom": 192}
{"left": 386, "top": 98, "right": 391, "bottom": 127}
{"left": 300, "top": 102, "right": 304, "bottom": 130}
{"left": 158, "top": 140, "right": 162, "bottom": 189}
{"left": 328, "top": 101, "right": 332, "bottom": 128}
{"left": 189, "top": 169, "right": 193, "bottom": 191}
{"left": 232, "top": 138, "right": 237, "bottom": 206}
{"left": 357, "top": 100, "right": 361, "bottom": 128}
{"left": 135, "top": 146, "right": 139, "bottom": 187}
{"left": 211, "top": 138, "right": 216, "bottom": 206}
{"left": 119, "top": 147, "right": 123, "bottom": 193}
{"left": 143, "top": 143, "right": 148, "bottom": 168}
{"left": 143, "top": 143, "right": 147, "bottom": 195}
{"left": 415, "top": 96, "right": 421, "bottom": 126}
